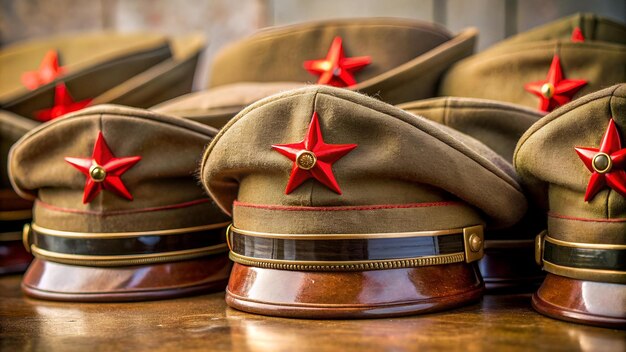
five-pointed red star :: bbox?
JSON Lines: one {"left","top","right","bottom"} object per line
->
{"left": 272, "top": 112, "right": 357, "bottom": 194}
{"left": 571, "top": 27, "right": 585, "bottom": 42}
{"left": 575, "top": 118, "right": 626, "bottom": 201}
{"left": 524, "top": 55, "right": 587, "bottom": 112}
{"left": 65, "top": 132, "right": 141, "bottom": 204}
{"left": 35, "top": 84, "right": 92, "bottom": 122}
{"left": 21, "top": 49, "right": 65, "bottom": 90}
{"left": 303, "top": 36, "right": 371, "bottom": 87}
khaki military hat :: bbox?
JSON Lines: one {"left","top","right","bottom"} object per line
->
{"left": 400, "top": 97, "right": 544, "bottom": 291}
{"left": 91, "top": 33, "right": 206, "bottom": 109}
{"left": 152, "top": 82, "right": 305, "bottom": 129}
{"left": 0, "top": 110, "right": 37, "bottom": 274}
{"left": 201, "top": 85, "right": 527, "bottom": 318}
{"left": 9, "top": 105, "right": 231, "bottom": 301}
{"left": 0, "top": 32, "right": 173, "bottom": 119}
{"left": 515, "top": 84, "right": 626, "bottom": 328}
{"left": 208, "top": 18, "right": 477, "bottom": 105}
{"left": 440, "top": 13, "right": 626, "bottom": 113}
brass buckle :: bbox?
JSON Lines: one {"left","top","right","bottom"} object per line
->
{"left": 463, "top": 225, "right": 484, "bottom": 263}
{"left": 535, "top": 230, "right": 547, "bottom": 266}
{"left": 22, "top": 223, "right": 32, "bottom": 253}
{"left": 225, "top": 223, "right": 233, "bottom": 252}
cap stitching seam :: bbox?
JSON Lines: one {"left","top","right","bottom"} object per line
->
{"left": 548, "top": 212, "right": 626, "bottom": 223}
{"left": 35, "top": 198, "right": 211, "bottom": 216}
{"left": 233, "top": 200, "right": 463, "bottom": 212}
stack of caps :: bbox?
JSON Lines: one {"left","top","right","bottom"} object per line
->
{"left": 399, "top": 97, "right": 545, "bottom": 290}
{"left": 154, "top": 18, "right": 477, "bottom": 129}
{"left": 0, "top": 32, "right": 205, "bottom": 275}
{"left": 395, "top": 13, "right": 626, "bottom": 294}
{"left": 440, "top": 13, "right": 626, "bottom": 113}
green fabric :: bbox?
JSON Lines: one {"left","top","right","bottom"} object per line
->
{"left": 152, "top": 82, "right": 305, "bottom": 129}
{"left": 201, "top": 85, "right": 527, "bottom": 232}
{"left": 92, "top": 34, "right": 206, "bottom": 108}
{"left": 399, "top": 97, "right": 546, "bottom": 240}
{"left": 0, "top": 32, "right": 172, "bottom": 118}
{"left": 9, "top": 105, "right": 229, "bottom": 232}
{"left": 498, "top": 13, "right": 626, "bottom": 46}
{"left": 399, "top": 97, "right": 542, "bottom": 162}
{"left": 209, "top": 18, "right": 477, "bottom": 105}
{"left": 515, "top": 84, "right": 626, "bottom": 241}
{"left": 439, "top": 14, "right": 626, "bottom": 110}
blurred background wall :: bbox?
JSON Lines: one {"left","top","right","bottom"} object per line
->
{"left": 1, "top": 0, "right": 624, "bottom": 89}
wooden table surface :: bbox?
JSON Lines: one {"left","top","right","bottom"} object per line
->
{"left": 0, "top": 274, "right": 624, "bottom": 352}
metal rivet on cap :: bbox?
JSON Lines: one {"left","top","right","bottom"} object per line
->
{"left": 592, "top": 153, "right": 612, "bottom": 174}
{"left": 469, "top": 233, "right": 482, "bottom": 252}
{"left": 89, "top": 164, "right": 107, "bottom": 182}
{"left": 541, "top": 83, "right": 555, "bottom": 99}
{"left": 296, "top": 150, "right": 317, "bottom": 170}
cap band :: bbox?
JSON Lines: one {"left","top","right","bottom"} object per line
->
{"left": 227, "top": 224, "right": 484, "bottom": 271}
{"left": 24, "top": 222, "right": 230, "bottom": 267}
{"left": 537, "top": 232, "right": 626, "bottom": 284}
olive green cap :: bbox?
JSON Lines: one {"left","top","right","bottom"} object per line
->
{"left": 399, "top": 97, "right": 542, "bottom": 162}
{"left": 92, "top": 34, "right": 207, "bottom": 109}
{"left": 0, "top": 32, "right": 173, "bottom": 118}
{"left": 200, "top": 85, "right": 527, "bottom": 316}
{"left": 498, "top": 13, "right": 626, "bottom": 46}
{"left": 440, "top": 13, "right": 626, "bottom": 112}
{"left": 515, "top": 83, "right": 626, "bottom": 284}
{"left": 152, "top": 82, "right": 304, "bottom": 129}
{"left": 399, "top": 97, "right": 547, "bottom": 289}
{"left": 209, "top": 18, "right": 477, "bottom": 105}
{"left": 8, "top": 105, "right": 231, "bottom": 300}
{"left": 203, "top": 85, "right": 526, "bottom": 231}
{"left": 10, "top": 105, "right": 229, "bottom": 232}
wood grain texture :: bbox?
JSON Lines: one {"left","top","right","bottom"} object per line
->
{"left": 1, "top": 274, "right": 624, "bottom": 351}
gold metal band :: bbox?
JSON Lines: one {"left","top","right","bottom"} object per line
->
{"left": 536, "top": 232, "right": 626, "bottom": 284}
{"left": 227, "top": 224, "right": 484, "bottom": 270}
{"left": 0, "top": 209, "right": 32, "bottom": 221}
{"left": 228, "top": 225, "right": 473, "bottom": 240}
{"left": 229, "top": 251, "right": 466, "bottom": 272}
{"left": 30, "top": 243, "right": 229, "bottom": 267}
{"left": 29, "top": 222, "right": 231, "bottom": 239}
{"left": 544, "top": 236, "right": 626, "bottom": 250}
{"left": 542, "top": 260, "right": 626, "bottom": 284}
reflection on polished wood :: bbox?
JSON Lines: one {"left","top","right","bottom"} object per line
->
{"left": 0, "top": 274, "right": 624, "bottom": 351}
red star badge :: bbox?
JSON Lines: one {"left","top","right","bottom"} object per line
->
{"left": 21, "top": 50, "right": 65, "bottom": 90}
{"left": 571, "top": 27, "right": 585, "bottom": 42}
{"left": 272, "top": 112, "right": 357, "bottom": 194}
{"left": 524, "top": 55, "right": 587, "bottom": 112}
{"left": 303, "top": 36, "right": 371, "bottom": 87}
{"left": 575, "top": 119, "right": 626, "bottom": 201}
{"left": 65, "top": 132, "right": 141, "bottom": 204}
{"left": 35, "top": 84, "right": 92, "bottom": 122}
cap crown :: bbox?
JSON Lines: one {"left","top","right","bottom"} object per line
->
{"left": 202, "top": 86, "right": 527, "bottom": 231}
{"left": 515, "top": 84, "right": 626, "bottom": 241}
{"left": 9, "top": 105, "right": 228, "bottom": 232}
